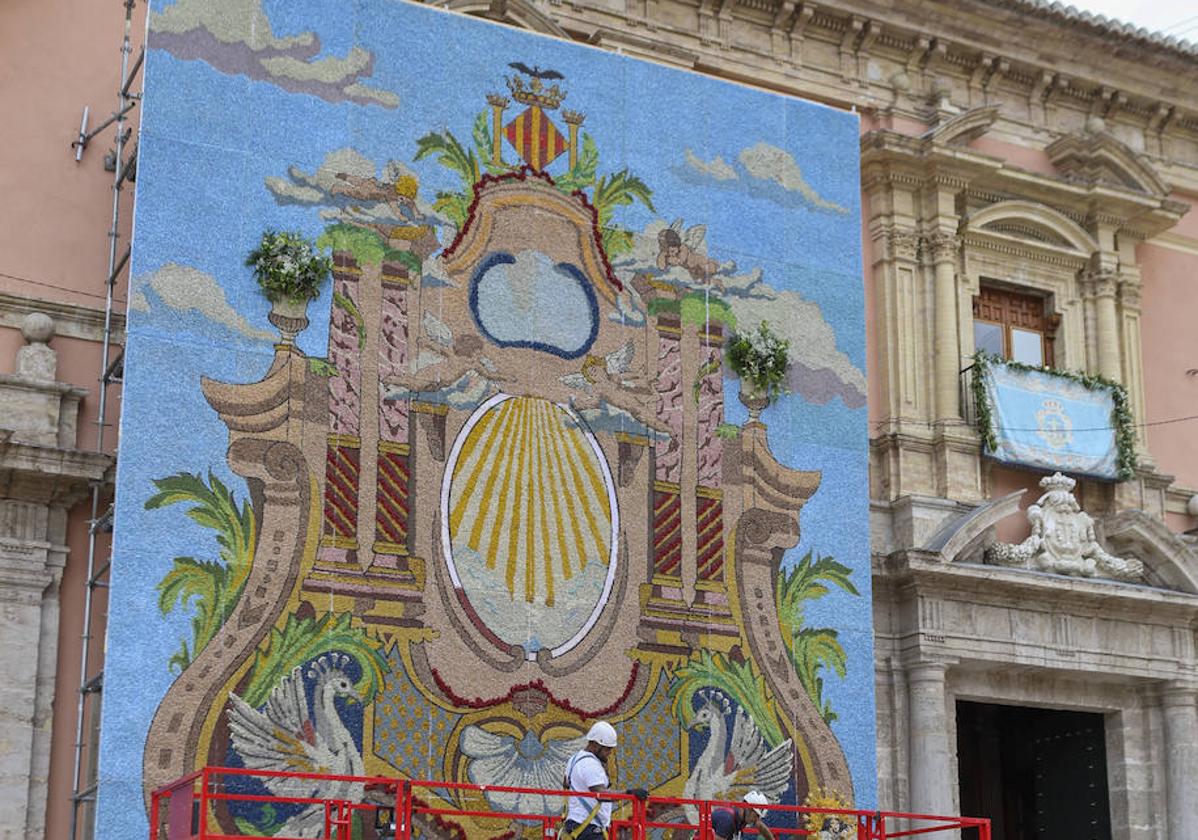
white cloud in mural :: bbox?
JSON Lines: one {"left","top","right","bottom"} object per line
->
{"left": 132, "top": 263, "right": 274, "bottom": 342}
{"left": 577, "top": 402, "right": 664, "bottom": 441}
{"left": 608, "top": 289, "right": 646, "bottom": 327}
{"left": 683, "top": 149, "right": 738, "bottom": 181}
{"left": 676, "top": 142, "right": 848, "bottom": 215}
{"left": 385, "top": 370, "right": 492, "bottom": 410}
{"left": 737, "top": 142, "right": 848, "bottom": 214}
{"left": 150, "top": 0, "right": 399, "bottom": 108}
{"left": 610, "top": 220, "right": 866, "bottom": 408}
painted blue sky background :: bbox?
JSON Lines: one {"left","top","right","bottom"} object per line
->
{"left": 99, "top": 1, "right": 872, "bottom": 835}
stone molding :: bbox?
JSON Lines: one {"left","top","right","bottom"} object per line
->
{"left": 1160, "top": 683, "right": 1198, "bottom": 705}
{"left": 876, "top": 550, "right": 1198, "bottom": 682}
{"left": 0, "top": 293, "right": 125, "bottom": 344}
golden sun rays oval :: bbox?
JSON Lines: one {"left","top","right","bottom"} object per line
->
{"left": 440, "top": 394, "right": 619, "bottom": 660}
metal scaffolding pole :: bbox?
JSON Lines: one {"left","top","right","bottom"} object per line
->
{"left": 69, "top": 1, "right": 141, "bottom": 837}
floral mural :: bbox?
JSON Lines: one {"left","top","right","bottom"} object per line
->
{"left": 97, "top": 1, "right": 873, "bottom": 837}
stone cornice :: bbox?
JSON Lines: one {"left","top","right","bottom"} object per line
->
{"left": 880, "top": 549, "right": 1198, "bottom": 624}
{"left": 961, "top": 231, "right": 1090, "bottom": 269}
{"left": 530, "top": 0, "right": 1198, "bottom": 193}
{"left": 862, "top": 129, "right": 1187, "bottom": 237}
{"left": 0, "top": 293, "right": 125, "bottom": 344}
{"left": 0, "top": 441, "right": 113, "bottom": 505}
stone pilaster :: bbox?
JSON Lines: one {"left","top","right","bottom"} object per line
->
{"left": 927, "top": 232, "right": 962, "bottom": 423}
{"left": 1117, "top": 277, "right": 1150, "bottom": 456}
{"left": 1083, "top": 267, "right": 1121, "bottom": 383}
{"left": 906, "top": 660, "right": 956, "bottom": 817}
{"left": 1160, "top": 684, "right": 1198, "bottom": 840}
{"left": 0, "top": 313, "right": 110, "bottom": 838}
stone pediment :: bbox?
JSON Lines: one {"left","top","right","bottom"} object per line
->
{"left": 963, "top": 199, "right": 1098, "bottom": 258}
{"left": 1046, "top": 128, "right": 1169, "bottom": 198}
{"left": 922, "top": 104, "right": 1001, "bottom": 147}
{"left": 924, "top": 474, "right": 1198, "bottom": 594}
{"left": 1100, "top": 508, "right": 1198, "bottom": 594}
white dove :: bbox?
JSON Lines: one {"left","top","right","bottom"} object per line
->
{"left": 682, "top": 690, "right": 794, "bottom": 824}
{"left": 226, "top": 654, "right": 365, "bottom": 838}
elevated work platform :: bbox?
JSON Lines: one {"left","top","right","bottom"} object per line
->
{"left": 150, "top": 767, "right": 991, "bottom": 840}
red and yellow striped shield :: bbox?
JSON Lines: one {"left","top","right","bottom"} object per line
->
{"left": 504, "top": 105, "right": 567, "bottom": 171}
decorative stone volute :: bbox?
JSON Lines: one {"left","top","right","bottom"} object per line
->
{"left": 984, "top": 472, "right": 1144, "bottom": 582}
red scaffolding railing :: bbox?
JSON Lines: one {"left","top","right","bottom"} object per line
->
{"left": 149, "top": 766, "right": 991, "bottom": 840}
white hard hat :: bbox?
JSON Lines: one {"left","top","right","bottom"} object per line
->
{"left": 744, "top": 791, "right": 769, "bottom": 818}
{"left": 586, "top": 721, "right": 618, "bottom": 748}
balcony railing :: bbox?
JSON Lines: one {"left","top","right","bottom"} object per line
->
{"left": 959, "top": 363, "right": 979, "bottom": 428}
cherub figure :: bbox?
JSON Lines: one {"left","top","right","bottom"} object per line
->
{"left": 558, "top": 340, "right": 668, "bottom": 434}
{"left": 656, "top": 220, "right": 726, "bottom": 287}
{"left": 329, "top": 164, "right": 440, "bottom": 260}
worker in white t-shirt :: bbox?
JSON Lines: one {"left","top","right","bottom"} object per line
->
{"left": 562, "top": 721, "right": 619, "bottom": 840}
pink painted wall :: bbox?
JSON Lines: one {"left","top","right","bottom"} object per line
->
{"left": 967, "top": 137, "right": 1057, "bottom": 176}
{"left": 0, "top": 0, "right": 143, "bottom": 834}
{"left": 1139, "top": 192, "right": 1198, "bottom": 530}
{"left": 987, "top": 466, "right": 1040, "bottom": 544}
{"left": 0, "top": 0, "right": 141, "bottom": 306}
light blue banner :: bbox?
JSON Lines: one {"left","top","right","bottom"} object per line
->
{"left": 982, "top": 360, "right": 1119, "bottom": 479}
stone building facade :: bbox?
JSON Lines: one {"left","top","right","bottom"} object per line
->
{"left": 4, "top": 0, "right": 1198, "bottom": 837}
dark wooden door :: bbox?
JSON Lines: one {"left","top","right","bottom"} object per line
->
{"left": 957, "top": 701, "right": 1112, "bottom": 840}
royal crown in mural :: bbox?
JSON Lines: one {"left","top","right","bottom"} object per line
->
{"left": 109, "top": 4, "right": 870, "bottom": 836}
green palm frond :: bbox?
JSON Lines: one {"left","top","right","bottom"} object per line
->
{"left": 774, "top": 551, "right": 858, "bottom": 724}
{"left": 242, "top": 611, "right": 390, "bottom": 708}
{"left": 147, "top": 471, "right": 256, "bottom": 591}
{"left": 432, "top": 192, "right": 473, "bottom": 228}
{"left": 601, "top": 225, "right": 634, "bottom": 257}
{"left": 788, "top": 628, "right": 848, "bottom": 723}
{"left": 415, "top": 128, "right": 480, "bottom": 189}
{"left": 554, "top": 133, "right": 599, "bottom": 193}
{"left": 776, "top": 552, "right": 858, "bottom": 626}
{"left": 668, "top": 649, "right": 784, "bottom": 747}
{"left": 149, "top": 471, "right": 257, "bottom": 672}
{"left": 157, "top": 556, "right": 228, "bottom": 673}
{"left": 473, "top": 111, "right": 509, "bottom": 176}
{"left": 592, "top": 169, "right": 655, "bottom": 224}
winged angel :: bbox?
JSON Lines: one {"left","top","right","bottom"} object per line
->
{"left": 656, "top": 219, "right": 729, "bottom": 287}
{"left": 226, "top": 655, "right": 365, "bottom": 838}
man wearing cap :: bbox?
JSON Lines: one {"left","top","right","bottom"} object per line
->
{"left": 710, "top": 791, "right": 776, "bottom": 840}
{"left": 562, "top": 721, "right": 618, "bottom": 840}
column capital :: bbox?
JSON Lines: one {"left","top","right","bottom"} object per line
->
{"left": 1081, "top": 266, "right": 1118, "bottom": 298}
{"left": 883, "top": 227, "right": 920, "bottom": 261}
{"left": 1118, "top": 280, "right": 1142, "bottom": 309}
{"left": 904, "top": 656, "right": 958, "bottom": 679}
{"left": 924, "top": 231, "right": 961, "bottom": 263}
{"left": 1161, "top": 681, "right": 1198, "bottom": 707}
